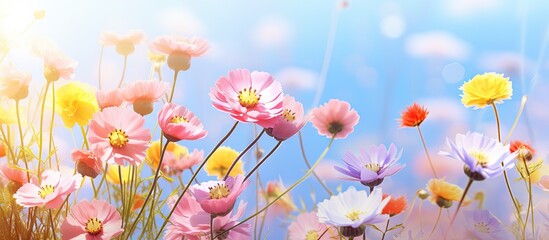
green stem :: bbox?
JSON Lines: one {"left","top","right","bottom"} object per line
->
{"left": 15, "top": 101, "right": 30, "bottom": 182}
{"left": 298, "top": 132, "right": 333, "bottom": 195}
{"left": 38, "top": 82, "right": 50, "bottom": 168}
{"left": 446, "top": 178, "right": 474, "bottom": 238}
{"left": 491, "top": 102, "right": 501, "bottom": 142}
{"left": 428, "top": 208, "right": 442, "bottom": 240}
{"left": 381, "top": 218, "right": 391, "bottom": 240}
{"left": 168, "top": 70, "right": 179, "bottom": 103}
{"left": 223, "top": 128, "right": 265, "bottom": 181}
{"left": 98, "top": 47, "right": 104, "bottom": 90}
{"left": 417, "top": 126, "right": 438, "bottom": 178}
{"left": 117, "top": 55, "right": 128, "bottom": 88}
{"left": 244, "top": 141, "right": 282, "bottom": 181}
{"left": 210, "top": 215, "right": 215, "bottom": 240}
{"left": 154, "top": 121, "right": 239, "bottom": 239}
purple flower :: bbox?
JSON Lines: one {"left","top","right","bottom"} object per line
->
{"left": 440, "top": 132, "right": 516, "bottom": 181}
{"left": 460, "top": 210, "right": 510, "bottom": 240}
{"left": 335, "top": 144, "right": 405, "bottom": 188}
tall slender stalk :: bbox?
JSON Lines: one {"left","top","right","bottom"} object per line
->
{"left": 428, "top": 208, "right": 442, "bottom": 240}
{"left": 244, "top": 141, "right": 282, "bottom": 181}
{"left": 223, "top": 129, "right": 265, "bottom": 181}
{"left": 298, "top": 132, "right": 333, "bottom": 195}
{"left": 417, "top": 126, "right": 438, "bottom": 178}
{"left": 116, "top": 56, "right": 128, "bottom": 88}
{"left": 168, "top": 70, "right": 179, "bottom": 103}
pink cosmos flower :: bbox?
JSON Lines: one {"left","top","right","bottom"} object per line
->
{"left": 0, "top": 163, "right": 31, "bottom": 185}
{"left": 0, "top": 63, "right": 31, "bottom": 100}
{"left": 210, "top": 69, "right": 284, "bottom": 128}
{"left": 288, "top": 211, "right": 338, "bottom": 240}
{"left": 310, "top": 99, "right": 360, "bottom": 139}
{"left": 96, "top": 89, "right": 124, "bottom": 109}
{"left": 150, "top": 36, "right": 208, "bottom": 56}
{"left": 88, "top": 106, "right": 151, "bottom": 166}
{"left": 537, "top": 175, "right": 549, "bottom": 192}
{"left": 265, "top": 95, "right": 308, "bottom": 141}
{"left": 163, "top": 148, "right": 203, "bottom": 176}
{"left": 60, "top": 199, "right": 123, "bottom": 240}
{"left": 71, "top": 149, "right": 103, "bottom": 178}
{"left": 122, "top": 80, "right": 169, "bottom": 115}
{"left": 14, "top": 170, "right": 82, "bottom": 209}
{"left": 165, "top": 195, "right": 251, "bottom": 240}
{"left": 191, "top": 174, "right": 250, "bottom": 217}
{"left": 158, "top": 103, "right": 207, "bottom": 142}
{"left": 100, "top": 30, "right": 145, "bottom": 56}
{"left": 39, "top": 48, "right": 77, "bottom": 82}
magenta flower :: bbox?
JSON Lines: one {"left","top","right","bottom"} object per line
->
{"left": 210, "top": 69, "right": 284, "bottom": 128}
{"left": 158, "top": 103, "right": 207, "bottom": 142}
{"left": 310, "top": 99, "right": 360, "bottom": 139}
{"left": 88, "top": 106, "right": 151, "bottom": 166}
{"left": 165, "top": 195, "right": 251, "bottom": 240}
{"left": 14, "top": 170, "right": 82, "bottom": 209}
{"left": 71, "top": 149, "right": 103, "bottom": 178}
{"left": 122, "top": 80, "right": 169, "bottom": 115}
{"left": 191, "top": 174, "right": 250, "bottom": 217}
{"left": 265, "top": 95, "right": 308, "bottom": 141}
{"left": 95, "top": 89, "right": 124, "bottom": 109}
{"left": 60, "top": 199, "right": 123, "bottom": 240}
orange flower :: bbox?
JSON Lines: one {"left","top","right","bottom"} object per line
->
{"left": 382, "top": 194, "right": 407, "bottom": 216}
{"left": 399, "top": 103, "right": 429, "bottom": 127}
{"left": 132, "top": 194, "right": 145, "bottom": 211}
{"left": 0, "top": 143, "right": 5, "bottom": 158}
{"left": 510, "top": 140, "right": 535, "bottom": 161}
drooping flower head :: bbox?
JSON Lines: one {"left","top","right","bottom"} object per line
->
{"left": 335, "top": 144, "right": 405, "bottom": 188}
{"left": 164, "top": 195, "right": 251, "bottom": 240}
{"left": 426, "top": 178, "right": 466, "bottom": 208}
{"left": 157, "top": 103, "right": 207, "bottom": 142}
{"left": 210, "top": 69, "right": 284, "bottom": 128}
{"left": 458, "top": 210, "right": 510, "bottom": 240}
{"left": 95, "top": 89, "right": 124, "bottom": 109}
{"left": 265, "top": 95, "right": 308, "bottom": 141}
{"left": 399, "top": 103, "right": 428, "bottom": 127}
{"left": 440, "top": 132, "right": 516, "bottom": 181}
{"left": 122, "top": 80, "right": 169, "bottom": 115}
{"left": 310, "top": 99, "right": 359, "bottom": 139}
{"left": 191, "top": 174, "right": 250, "bottom": 217}
{"left": 150, "top": 36, "right": 208, "bottom": 71}
{"left": 71, "top": 149, "right": 102, "bottom": 178}
{"left": 100, "top": 30, "right": 145, "bottom": 56}
{"left": 382, "top": 194, "right": 407, "bottom": 217}
{"left": 0, "top": 163, "right": 33, "bottom": 193}
{"left": 288, "top": 211, "right": 339, "bottom": 240}
{"left": 510, "top": 140, "right": 535, "bottom": 162}
{"left": 460, "top": 72, "right": 512, "bottom": 108}
{"left": 14, "top": 170, "right": 82, "bottom": 209}
{"left": 204, "top": 146, "right": 244, "bottom": 179}
{"left": 317, "top": 186, "right": 389, "bottom": 238}
{"left": 88, "top": 106, "right": 151, "bottom": 166}
{"left": 56, "top": 82, "right": 99, "bottom": 128}
{"left": 33, "top": 44, "right": 77, "bottom": 82}
{"left": 0, "top": 63, "right": 31, "bottom": 100}
{"left": 60, "top": 199, "right": 123, "bottom": 240}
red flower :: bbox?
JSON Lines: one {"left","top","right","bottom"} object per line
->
{"left": 399, "top": 103, "right": 428, "bottom": 127}
{"left": 382, "top": 194, "right": 407, "bottom": 217}
{"left": 510, "top": 140, "right": 535, "bottom": 161}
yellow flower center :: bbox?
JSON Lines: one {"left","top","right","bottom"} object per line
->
{"left": 282, "top": 109, "right": 296, "bottom": 122}
{"left": 474, "top": 221, "right": 490, "bottom": 233}
{"left": 85, "top": 217, "right": 103, "bottom": 235}
{"left": 345, "top": 210, "right": 362, "bottom": 221}
{"left": 470, "top": 151, "right": 489, "bottom": 167}
{"left": 238, "top": 87, "right": 260, "bottom": 108}
{"left": 365, "top": 163, "right": 381, "bottom": 173}
{"left": 109, "top": 129, "right": 129, "bottom": 148}
{"left": 209, "top": 183, "right": 231, "bottom": 199}
{"left": 170, "top": 115, "right": 189, "bottom": 124}
{"left": 305, "top": 230, "right": 319, "bottom": 240}
{"left": 38, "top": 185, "right": 55, "bottom": 199}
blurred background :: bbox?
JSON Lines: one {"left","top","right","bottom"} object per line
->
{"left": 1, "top": 0, "right": 549, "bottom": 239}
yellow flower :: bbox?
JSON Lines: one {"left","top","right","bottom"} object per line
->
{"left": 55, "top": 82, "right": 98, "bottom": 128}
{"left": 460, "top": 72, "right": 512, "bottom": 108}
{"left": 0, "top": 105, "right": 17, "bottom": 124}
{"left": 146, "top": 140, "right": 188, "bottom": 169}
{"left": 427, "top": 178, "right": 466, "bottom": 208}
{"left": 106, "top": 165, "right": 132, "bottom": 184}
{"left": 517, "top": 158, "right": 549, "bottom": 183}
{"left": 265, "top": 180, "right": 297, "bottom": 214}
{"left": 205, "top": 146, "right": 244, "bottom": 180}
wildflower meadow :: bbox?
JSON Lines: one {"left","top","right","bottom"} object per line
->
{"left": 1, "top": 0, "right": 549, "bottom": 239}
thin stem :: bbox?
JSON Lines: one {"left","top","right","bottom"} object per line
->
{"left": 38, "top": 82, "right": 51, "bottom": 168}
{"left": 504, "top": 95, "right": 528, "bottom": 144}
{"left": 15, "top": 101, "right": 30, "bottom": 182}
{"left": 298, "top": 132, "right": 333, "bottom": 195}
{"left": 118, "top": 166, "right": 126, "bottom": 228}
{"left": 428, "top": 208, "right": 442, "bottom": 240}
{"left": 168, "top": 70, "right": 179, "bottom": 103}
{"left": 523, "top": 160, "right": 535, "bottom": 238}
{"left": 503, "top": 169, "right": 523, "bottom": 227}
{"left": 491, "top": 102, "right": 501, "bottom": 142}
{"left": 244, "top": 141, "right": 282, "bottom": 181}
{"left": 116, "top": 55, "right": 128, "bottom": 88}
{"left": 49, "top": 81, "right": 57, "bottom": 170}
{"left": 0, "top": 125, "right": 16, "bottom": 164}
{"left": 447, "top": 178, "right": 474, "bottom": 237}
{"left": 154, "top": 121, "right": 239, "bottom": 239}
{"left": 79, "top": 125, "right": 89, "bottom": 150}
{"left": 126, "top": 140, "right": 171, "bottom": 238}
{"left": 210, "top": 215, "right": 215, "bottom": 240}
{"left": 98, "top": 46, "right": 104, "bottom": 90}
{"left": 49, "top": 210, "right": 57, "bottom": 240}
{"left": 223, "top": 129, "right": 265, "bottom": 181}
{"left": 381, "top": 218, "right": 391, "bottom": 240}
{"left": 417, "top": 126, "right": 438, "bottom": 178}
{"left": 214, "top": 136, "right": 336, "bottom": 239}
